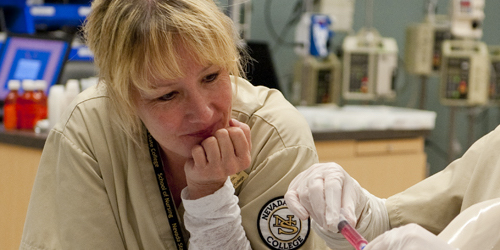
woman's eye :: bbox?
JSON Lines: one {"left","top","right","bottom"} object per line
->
{"left": 204, "top": 72, "right": 219, "bottom": 83}
{"left": 158, "top": 91, "right": 178, "bottom": 101}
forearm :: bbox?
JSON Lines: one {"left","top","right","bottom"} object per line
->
{"left": 182, "top": 177, "right": 251, "bottom": 250}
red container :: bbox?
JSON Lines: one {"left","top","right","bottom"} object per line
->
{"left": 33, "top": 80, "right": 48, "bottom": 125}
{"left": 3, "top": 80, "right": 21, "bottom": 130}
{"left": 17, "top": 80, "right": 37, "bottom": 130}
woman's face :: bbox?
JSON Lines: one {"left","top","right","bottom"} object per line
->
{"left": 134, "top": 53, "right": 233, "bottom": 164}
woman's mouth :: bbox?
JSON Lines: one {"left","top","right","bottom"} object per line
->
{"left": 187, "top": 124, "right": 218, "bottom": 138}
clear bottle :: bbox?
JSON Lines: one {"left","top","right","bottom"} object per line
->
{"left": 65, "top": 79, "right": 80, "bottom": 108}
{"left": 3, "top": 80, "right": 21, "bottom": 130}
{"left": 48, "top": 85, "right": 65, "bottom": 129}
{"left": 17, "top": 79, "right": 37, "bottom": 130}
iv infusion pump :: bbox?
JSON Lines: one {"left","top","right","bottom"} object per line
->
{"left": 294, "top": 54, "right": 341, "bottom": 106}
{"left": 342, "top": 34, "right": 398, "bottom": 100}
{"left": 440, "top": 40, "right": 489, "bottom": 106}
{"left": 405, "top": 15, "right": 452, "bottom": 75}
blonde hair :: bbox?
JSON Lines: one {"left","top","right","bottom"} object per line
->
{"left": 84, "top": 0, "right": 245, "bottom": 143}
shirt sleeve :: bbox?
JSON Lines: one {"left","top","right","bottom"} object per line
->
{"left": 181, "top": 177, "right": 252, "bottom": 250}
{"left": 386, "top": 124, "right": 493, "bottom": 235}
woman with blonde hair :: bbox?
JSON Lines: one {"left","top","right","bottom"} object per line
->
{"left": 21, "top": 0, "right": 327, "bottom": 249}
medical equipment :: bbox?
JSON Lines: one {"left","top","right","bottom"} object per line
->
{"left": 439, "top": 0, "right": 489, "bottom": 106}
{"left": 295, "top": 14, "right": 333, "bottom": 58}
{"left": 440, "top": 40, "right": 489, "bottom": 106}
{"left": 293, "top": 53, "right": 341, "bottom": 105}
{"left": 292, "top": 0, "right": 356, "bottom": 105}
{"left": 405, "top": 15, "right": 452, "bottom": 76}
{"left": 404, "top": 1, "right": 452, "bottom": 109}
{"left": 341, "top": 0, "right": 398, "bottom": 101}
{"left": 407, "top": 18, "right": 452, "bottom": 109}
{"left": 294, "top": 13, "right": 342, "bottom": 105}
{"left": 405, "top": 22, "right": 433, "bottom": 76}
{"left": 342, "top": 29, "right": 398, "bottom": 101}
{"left": 488, "top": 46, "right": 500, "bottom": 105}
{"left": 338, "top": 214, "right": 368, "bottom": 250}
{"left": 439, "top": 0, "right": 488, "bottom": 106}
{"left": 449, "top": 0, "right": 485, "bottom": 40}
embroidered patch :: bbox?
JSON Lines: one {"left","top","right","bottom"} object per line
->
{"left": 258, "top": 196, "right": 310, "bottom": 249}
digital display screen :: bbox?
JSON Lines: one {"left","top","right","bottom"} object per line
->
{"left": 316, "top": 69, "right": 332, "bottom": 103}
{"left": 445, "top": 57, "right": 470, "bottom": 100}
{"left": 349, "top": 53, "right": 369, "bottom": 93}
{"left": 433, "top": 30, "right": 452, "bottom": 71}
{"left": 14, "top": 58, "right": 43, "bottom": 80}
{"left": 490, "top": 61, "right": 500, "bottom": 100}
{"left": 0, "top": 36, "right": 69, "bottom": 100}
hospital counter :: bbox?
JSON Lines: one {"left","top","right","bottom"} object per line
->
{"left": 0, "top": 128, "right": 45, "bottom": 249}
{"left": 0, "top": 125, "right": 430, "bottom": 249}
{"left": 313, "top": 129, "right": 429, "bottom": 199}
{"left": 299, "top": 105, "right": 435, "bottom": 199}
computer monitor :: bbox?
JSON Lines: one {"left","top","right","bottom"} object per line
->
{"left": 0, "top": 35, "right": 70, "bottom": 100}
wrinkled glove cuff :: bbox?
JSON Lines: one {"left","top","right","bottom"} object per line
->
{"left": 356, "top": 189, "right": 390, "bottom": 241}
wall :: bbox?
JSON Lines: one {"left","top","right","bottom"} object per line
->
{"left": 234, "top": 0, "right": 500, "bottom": 175}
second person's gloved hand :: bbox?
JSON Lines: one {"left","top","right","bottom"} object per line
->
{"left": 365, "top": 223, "right": 458, "bottom": 250}
{"left": 285, "top": 162, "right": 391, "bottom": 250}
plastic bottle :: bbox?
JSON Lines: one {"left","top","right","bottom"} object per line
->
{"left": 17, "top": 80, "right": 37, "bottom": 130}
{"left": 48, "top": 85, "right": 65, "bottom": 129}
{"left": 80, "top": 77, "right": 98, "bottom": 91}
{"left": 3, "top": 80, "right": 21, "bottom": 130}
{"left": 64, "top": 79, "right": 80, "bottom": 108}
{"left": 33, "top": 80, "right": 48, "bottom": 124}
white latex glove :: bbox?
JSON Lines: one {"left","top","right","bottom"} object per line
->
{"left": 438, "top": 198, "right": 500, "bottom": 250}
{"left": 285, "top": 162, "right": 390, "bottom": 250}
{"left": 285, "top": 162, "right": 364, "bottom": 231}
{"left": 365, "top": 224, "right": 457, "bottom": 250}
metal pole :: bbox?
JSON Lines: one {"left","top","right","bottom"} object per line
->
{"left": 447, "top": 107, "right": 456, "bottom": 163}
{"left": 467, "top": 107, "right": 475, "bottom": 148}
{"left": 419, "top": 75, "right": 428, "bottom": 110}
{"left": 365, "top": 0, "right": 374, "bottom": 31}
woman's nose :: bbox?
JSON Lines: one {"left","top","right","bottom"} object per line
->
{"left": 186, "top": 92, "right": 214, "bottom": 123}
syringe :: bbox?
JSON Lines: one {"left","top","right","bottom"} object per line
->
{"left": 338, "top": 213, "right": 368, "bottom": 250}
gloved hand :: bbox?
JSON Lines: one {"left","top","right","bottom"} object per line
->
{"left": 285, "top": 162, "right": 390, "bottom": 250}
{"left": 438, "top": 198, "right": 500, "bottom": 250}
{"left": 365, "top": 223, "right": 457, "bottom": 250}
{"left": 285, "top": 162, "right": 365, "bottom": 231}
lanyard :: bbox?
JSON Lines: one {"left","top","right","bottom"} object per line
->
{"left": 147, "top": 132, "right": 186, "bottom": 250}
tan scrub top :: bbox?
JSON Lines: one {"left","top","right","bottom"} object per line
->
{"left": 21, "top": 77, "right": 327, "bottom": 250}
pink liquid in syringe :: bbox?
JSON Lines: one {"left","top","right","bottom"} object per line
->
{"left": 338, "top": 220, "right": 368, "bottom": 250}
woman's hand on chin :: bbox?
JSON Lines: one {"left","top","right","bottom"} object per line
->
{"left": 185, "top": 119, "right": 251, "bottom": 199}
